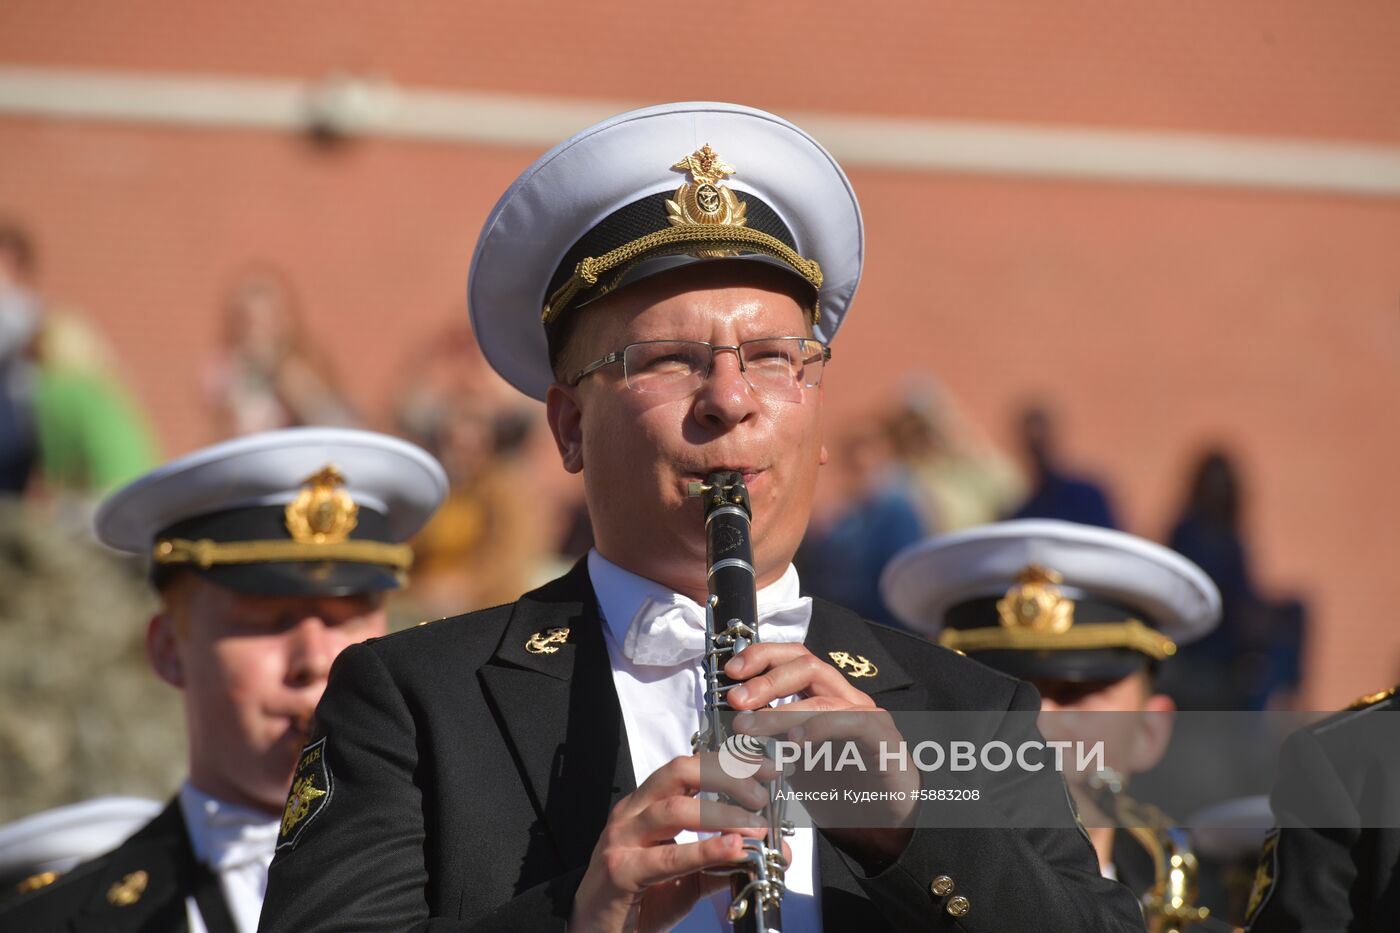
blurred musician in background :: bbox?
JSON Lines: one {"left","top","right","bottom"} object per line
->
{"left": 0, "top": 427, "right": 445, "bottom": 933}
{"left": 883, "top": 519, "right": 1236, "bottom": 930}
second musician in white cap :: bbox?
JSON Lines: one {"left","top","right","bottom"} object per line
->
{"left": 1, "top": 427, "right": 446, "bottom": 933}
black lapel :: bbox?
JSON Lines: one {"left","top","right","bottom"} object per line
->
{"left": 801, "top": 597, "right": 919, "bottom": 707}
{"left": 190, "top": 862, "right": 239, "bottom": 933}
{"left": 801, "top": 598, "right": 926, "bottom": 921}
{"left": 70, "top": 799, "right": 195, "bottom": 933}
{"left": 478, "top": 559, "right": 636, "bottom": 871}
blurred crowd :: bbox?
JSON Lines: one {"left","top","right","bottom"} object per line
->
{"left": 798, "top": 385, "right": 1307, "bottom": 715}
{"left": 0, "top": 213, "right": 1308, "bottom": 819}
{"left": 0, "top": 219, "right": 557, "bottom": 617}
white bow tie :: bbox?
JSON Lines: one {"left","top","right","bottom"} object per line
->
{"left": 201, "top": 806, "right": 281, "bottom": 872}
{"left": 623, "top": 592, "right": 813, "bottom": 666}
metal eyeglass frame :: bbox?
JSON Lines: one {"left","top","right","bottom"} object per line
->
{"left": 569, "top": 337, "right": 832, "bottom": 392}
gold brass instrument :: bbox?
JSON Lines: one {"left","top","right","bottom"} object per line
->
{"left": 1088, "top": 769, "right": 1212, "bottom": 933}
{"left": 689, "top": 471, "right": 790, "bottom": 933}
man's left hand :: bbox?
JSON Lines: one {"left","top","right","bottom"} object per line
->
{"left": 723, "top": 643, "right": 916, "bottom": 871}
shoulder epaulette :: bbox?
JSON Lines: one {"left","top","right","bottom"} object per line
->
{"left": 1346, "top": 686, "right": 1397, "bottom": 710}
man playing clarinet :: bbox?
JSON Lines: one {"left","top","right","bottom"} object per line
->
{"left": 260, "top": 102, "right": 1145, "bottom": 932}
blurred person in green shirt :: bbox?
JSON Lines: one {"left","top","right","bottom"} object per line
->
{"left": 0, "top": 216, "right": 157, "bottom": 497}
{"left": 30, "top": 311, "right": 158, "bottom": 494}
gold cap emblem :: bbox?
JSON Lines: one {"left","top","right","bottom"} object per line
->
{"left": 997, "top": 565, "right": 1075, "bottom": 634}
{"left": 284, "top": 465, "right": 359, "bottom": 545}
{"left": 106, "top": 870, "right": 148, "bottom": 907}
{"left": 667, "top": 144, "right": 748, "bottom": 230}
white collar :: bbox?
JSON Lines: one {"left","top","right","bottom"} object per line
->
{"left": 587, "top": 549, "right": 803, "bottom": 645}
{"left": 177, "top": 782, "right": 281, "bottom": 871}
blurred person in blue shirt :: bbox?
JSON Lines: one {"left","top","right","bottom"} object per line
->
{"left": 797, "top": 417, "right": 927, "bottom": 629}
{"left": 1009, "top": 404, "right": 1119, "bottom": 530}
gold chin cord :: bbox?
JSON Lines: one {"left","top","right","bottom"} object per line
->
{"left": 1087, "top": 770, "right": 1213, "bottom": 933}
{"left": 689, "top": 472, "right": 790, "bottom": 933}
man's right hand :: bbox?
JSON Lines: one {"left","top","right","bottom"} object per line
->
{"left": 568, "top": 753, "right": 786, "bottom": 933}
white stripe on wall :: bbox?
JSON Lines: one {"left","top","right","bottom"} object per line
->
{"left": 2, "top": 66, "right": 1399, "bottom": 197}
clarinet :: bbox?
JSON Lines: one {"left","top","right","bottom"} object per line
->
{"left": 688, "top": 470, "right": 790, "bottom": 932}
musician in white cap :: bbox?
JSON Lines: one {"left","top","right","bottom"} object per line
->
{"left": 261, "top": 103, "right": 1143, "bottom": 932}
{"left": 0, "top": 427, "right": 446, "bottom": 933}
{"left": 882, "top": 519, "right": 1233, "bottom": 928}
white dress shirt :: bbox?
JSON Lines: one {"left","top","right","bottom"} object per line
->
{"left": 588, "top": 549, "right": 823, "bottom": 933}
{"left": 178, "top": 782, "right": 281, "bottom": 933}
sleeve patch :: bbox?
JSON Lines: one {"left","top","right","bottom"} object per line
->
{"left": 277, "top": 737, "right": 333, "bottom": 851}
{"left": 1244, "top": 828, "right": 1279, "bottom": 926}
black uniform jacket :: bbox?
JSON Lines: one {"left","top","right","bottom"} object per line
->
{"left": 0, "top": 798, "right": 236, "bottom": 933}
{"left": 260, "top": 561, "right": 1145, "bottom": 932}
{"left": 1247, "top": 688, "right": 1400, "bottom": 932}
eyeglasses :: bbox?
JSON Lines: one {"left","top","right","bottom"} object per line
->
{"left": 570, "top": 337, "right": 832, "bottom": 401}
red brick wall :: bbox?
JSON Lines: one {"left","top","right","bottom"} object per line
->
{"left": 4, "top": 1, "right": 1399, "bottom": 141}
{"left": 2, "top": 1, "right": 1398, "bottom": 706}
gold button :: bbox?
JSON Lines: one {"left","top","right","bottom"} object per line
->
{"left": 930, "top": 875, "right": 955, "bottom": 897}
{"left": 16, "top": 871, "right": 59, "bottom": 894}
{"left": 106, "top": 870, "right": 148, "bottom": 907}
{"left": 946, "top": 894, "right": 970, "bottom": 917}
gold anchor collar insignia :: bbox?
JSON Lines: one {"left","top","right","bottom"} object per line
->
{"left": 285, "top": 465, "right": 359, "bottom": 545}
{"left": 16, "top": 870, "right": 60, "bottom": 894}
{"left": 997, "top": 564, "right": 1075, "bottom": 634}
{"left": 106, "top": 870, "right": 148, "bottom": 907}
{"left": 526, "top": 627, "right": 571, "bottom": 654}
{"left": 828, "top": 650, "right": 878, "bottom": 678}
{"left": 667, "top": 144, "right": 748, "bottom": 229}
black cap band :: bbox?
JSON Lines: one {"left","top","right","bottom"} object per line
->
{"left": 541, "top": 188, "right": 822, "bottom": 359}
{"left": 151, "top": 505, "right": 408, "bottom": 597}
